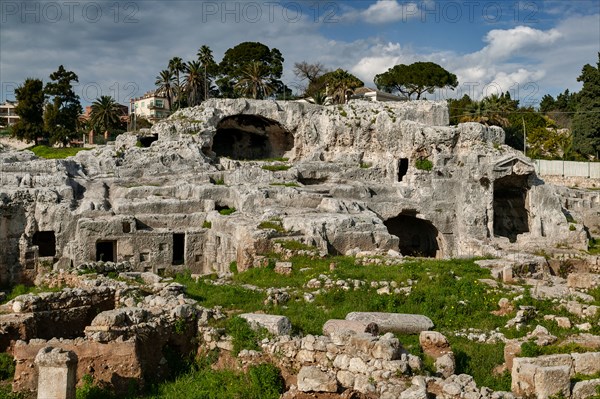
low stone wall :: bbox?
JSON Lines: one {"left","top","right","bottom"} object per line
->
{"left": 512, "top": 352, "right": 600, "bottom": 398}
{"left": 13, "top": 338, "right": 141, "bottom": 394}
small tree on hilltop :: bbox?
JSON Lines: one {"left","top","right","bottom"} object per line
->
{"left": 375, "top": 62, "right": 458, "bottom": 100}
{"left": 44, "top": 65, "right": 82, "bottom": 146}
{"left": 12, "top": 78, "right": 46, "bottom": 144}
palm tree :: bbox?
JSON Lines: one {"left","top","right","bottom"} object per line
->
{"left": 154, "top": 69, "right": 174, "bottom": 111}
{"left": 89, "top": 96, "right": 122, "bottom": 136}
{"left": 197, "top": 45, "right": 214, "bottom": 101}
{"left": 184, "top": 61, "right": 204, "bottom": 106}
{"left": 326, "top": 69, "right": 362, "bottom": 104}
{"left": 234, "top": 61, "right": 275, "bottom": 99}
{"left": 168, "top": 57, "right": 185, "bottom": 109}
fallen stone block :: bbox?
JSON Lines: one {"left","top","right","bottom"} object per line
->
{"left": 534, "top": 365, "right": 571, "bottom": 399}
{"left": 572, "top": 352, "right": 600, "bottom": 375}
{"left": 346, "top": 312, "right": 433, "bottom": 333}
{"left": 297, "top": 365, "right": 337, "bottom": 392}
{"left": 572, "top": 379, "right": 600, "bottom": 399}
{"left": 322, "top": 319, "right": 379, "bottom": 336}
{"left": 239, "top": 313, "right": 292, "bottom": 336}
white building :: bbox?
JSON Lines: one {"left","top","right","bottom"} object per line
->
{"left": 349, "top": 87, "right": 407, "bottom": 102}
{"left": 131, "top": 91, "right": 171, "bottom": 122}
{"left": 0, "top": 101, "right": 19, "bottom": 127}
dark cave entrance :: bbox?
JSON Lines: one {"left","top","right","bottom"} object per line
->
{"left": 96, "top": 240, "right": 117, "bottom": 262}
{"left": 172, "top": 233, "right": 185, "bottom": 265}
{"left": 138, "top": 134, "right": 158, "bottom": 148}
{"left": 493, "top": 174, "right": 530, "bottom": 242}
{"left": 212, "top": 114, "right": 294, "bottom": 160}
{"left": 384, "top": 214, "right": 440, "bottom": 257}
{"left": 398, "top": 158, "right": 409, "bottom": 182}
{"left": 32, "top": 231, "right": 56, "bottom": 257}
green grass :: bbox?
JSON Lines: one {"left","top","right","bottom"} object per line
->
{"left": 360, "top": 162, "right": 373, "bottom": 169}
{"left": 202, "top": 221, "right": 212, "bottom": 229}
{"left": 261, "top": 164, "right": 291, "bottom": 172}
{"left": 270, "top": 182, "right": 300, "bottom": 187}
{"left": 1, "top": 284, "right": 62, "bottom": 304}
{"left": 415, "top": 158, "right": 433, "bottom": 171}
{"left": 140, "top": 361, "right": 283, "bottom": 399}
{"left": 452, "top": 338, "right": 511, "bottom": 391}
{"left": 218, "top": 207, "right": 236, "bottom": 216}
{"left": 258, "top": 221, "right": 286, "bottom": 233}
{"left": 589, "top": 237, "right": 600, "bottom": 255}
{"left": 275, "top": 240, "right": 316, "bottom": 251}
{"left": 28, "top": 145, "right": 92, "bottom": 159}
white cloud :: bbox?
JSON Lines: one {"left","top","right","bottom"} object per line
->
{"left": 343, "top": 0, "right": 421, "bottom": 24}
{"left": 478, "top": 26, "right": 562, "bottom": 61}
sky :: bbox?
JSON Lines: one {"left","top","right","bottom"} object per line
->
{"left": 1, "top": 0, "right": 599, "bottom": 107}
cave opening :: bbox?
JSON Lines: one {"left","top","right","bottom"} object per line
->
{"left": 32, "top": 231, "right": 56, "bottom": 257}
{"left": 493, "top": 174, "right": 530, "bottom": 242}
{"left": 96, "top": 240, "right": 117, "bottom": 262}
{"left": 172, "top": 233, "right": 185, "bottom": 265}
{"left": 212, "top": 114, "right": 294, "bottom": 160}
{"left": 384, "top": 214, "right": 440, "bottom": 257}
{"left": 138, "top": 134, "right": 158, "bottom": 148}
{"left": 398, "top": 158, "right": 409, "bottom": 182}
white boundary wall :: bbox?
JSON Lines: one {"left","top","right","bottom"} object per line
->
{"left": 534, "top": 159, "right": 600, "bottom": 178}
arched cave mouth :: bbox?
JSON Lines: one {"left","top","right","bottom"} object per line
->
{"left": 384, "top": 214, "right": 440, "bottom": 258}
{"left": 493, "top": 174, "right": 530, "bottom": 243}
{"left": 212, "top": 114, "right": 294, "bottom": 160}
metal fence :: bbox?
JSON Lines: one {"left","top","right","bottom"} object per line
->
{"left": 533, "top": 159, "right": 600, "bottom": 178}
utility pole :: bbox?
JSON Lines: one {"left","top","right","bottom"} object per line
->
{"left": 522, "top": 116, "right": 526, "bottom": 156}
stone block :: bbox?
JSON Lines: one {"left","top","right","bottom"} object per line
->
{"left": 297, "top": 366, "right": 337, "bottom": 392}
{"left": 239, "top": 313, "right": 292, "bottom": 336}
{"left": 274, "top": 262, "right": 292, "bottom": 275}
{"left": 534, "top": 365, "right": 571, "bottom": 399}
{"left": 345, "top": 312, "right": 434, "bottom": 334}
{"left": 35, "top": 347, "right": 78, "bottom": 399}
{"left": 322, "top": 319, "right": 378, "bottom": 336}
{"left": 572, "top": 379, "right": 600, "bottom": 399}
{"left": 572, "top": 352, "right": 600, "bottom": 375}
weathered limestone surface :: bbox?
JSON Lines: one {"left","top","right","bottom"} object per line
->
{"left": 512, "top": 352, "right": 600, "bottom": 398}
{"left": 34, "top": 346, "right": 77, "bottom": 399}
{"left": 239, "top": 313, "right": 292, "bottom": 336}
{"left": 0, "top": 99, "right": 586, "bottom": 286}
{"left": 346, "top": 312, "right": 434, "bottom": 334}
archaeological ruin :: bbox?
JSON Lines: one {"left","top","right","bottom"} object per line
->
{"left": 1, "top": 98, "right": 599, "bottom": 398}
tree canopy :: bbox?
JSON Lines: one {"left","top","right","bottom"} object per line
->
{"left": 44, "top": 65, "right": 82, "bottom": 146}
{"left": 375, "top": 62, "right": 458, "bottom": 100}
{"left": 12, "top": 78, "right": 45, "bottom": 144}
{"left": 571, "top": 53, "right": 600, "bottom": 158}
{"left": 217, "top": 42, "right": 284, "bottom": 98}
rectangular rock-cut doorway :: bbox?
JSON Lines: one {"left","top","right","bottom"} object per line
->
{"left": 172, "top": 233, "right": 185, "bottom": 265}
{"left": 32, "top": 231, "right": 56, "bottom": 257}
{"left": 493, "top": 175, "right": 530, "bottom": 242}
{"left": 96, "top": 240, "right": 117, "bottom": 262}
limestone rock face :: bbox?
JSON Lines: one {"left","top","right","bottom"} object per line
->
{"left": 0, "top": 99, "right": 586, "bottom": 285}
{"left": 297, "top": 365, "right": 338, "bottom": 392}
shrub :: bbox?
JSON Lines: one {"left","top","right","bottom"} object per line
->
{"left": 229, "top": 261, "right": 238, "bottom": 274}
{"left": 360, "top": 162, "right": 372, "bottom": 169}
{"left": 202, "top": 221, "right": 212, "bottom": 229}
{"left": 569, "top": 224, "right": 576, "bottom": 231}
{"left": 415, "top": 158, "right": 433, "bottom": 171}
{"left": 0, "top": 353, "right": 15, "bottom": 380}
